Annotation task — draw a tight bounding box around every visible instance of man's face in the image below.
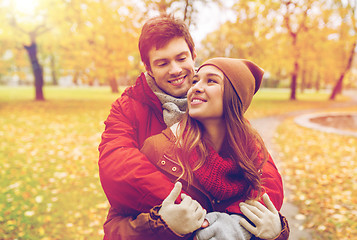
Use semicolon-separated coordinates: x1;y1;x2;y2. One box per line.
146;37;196;98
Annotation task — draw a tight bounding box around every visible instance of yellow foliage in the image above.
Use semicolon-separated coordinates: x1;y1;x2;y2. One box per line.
276;113;357;240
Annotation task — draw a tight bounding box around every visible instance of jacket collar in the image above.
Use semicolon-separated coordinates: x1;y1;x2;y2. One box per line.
124;72;162;112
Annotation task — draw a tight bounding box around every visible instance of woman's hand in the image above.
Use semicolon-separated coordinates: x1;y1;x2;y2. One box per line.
239;193;282;239
159;182;206;235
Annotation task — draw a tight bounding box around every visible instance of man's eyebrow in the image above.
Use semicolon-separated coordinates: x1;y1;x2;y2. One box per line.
177;51;190;57
152;51;190;66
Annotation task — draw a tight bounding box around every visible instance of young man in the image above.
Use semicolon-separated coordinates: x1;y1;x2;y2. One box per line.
98;15;198;239
98;15;285;239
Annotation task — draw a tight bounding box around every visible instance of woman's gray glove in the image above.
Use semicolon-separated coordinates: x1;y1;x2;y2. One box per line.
195;212;252;240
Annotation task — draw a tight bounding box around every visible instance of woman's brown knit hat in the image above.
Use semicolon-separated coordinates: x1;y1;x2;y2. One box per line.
197;57;264;113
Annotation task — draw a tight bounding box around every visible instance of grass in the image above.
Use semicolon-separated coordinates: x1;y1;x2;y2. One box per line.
245;88;349;119
0;86;120;240
0;86;354;239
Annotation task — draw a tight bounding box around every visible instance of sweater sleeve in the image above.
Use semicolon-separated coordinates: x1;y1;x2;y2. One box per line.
103;206;192;240
259;153;284;210
98;96;175;214
251;213;290;240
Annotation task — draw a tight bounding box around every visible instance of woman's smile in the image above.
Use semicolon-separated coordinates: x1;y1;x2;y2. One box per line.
190;96;207;105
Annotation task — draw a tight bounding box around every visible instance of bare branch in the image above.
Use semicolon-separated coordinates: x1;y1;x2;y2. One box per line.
35;25;52;35
296;2;311;34
8;14;29;35
283;1;296;37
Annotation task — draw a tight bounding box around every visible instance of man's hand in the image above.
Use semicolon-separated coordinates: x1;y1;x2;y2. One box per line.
239;193;282;239
195;212;252;240
159;182;206;235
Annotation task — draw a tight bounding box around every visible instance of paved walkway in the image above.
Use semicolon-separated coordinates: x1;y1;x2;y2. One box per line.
250;90;357;240
251;115;312;240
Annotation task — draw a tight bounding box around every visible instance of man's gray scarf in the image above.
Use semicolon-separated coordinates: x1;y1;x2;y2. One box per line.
145;72;187;127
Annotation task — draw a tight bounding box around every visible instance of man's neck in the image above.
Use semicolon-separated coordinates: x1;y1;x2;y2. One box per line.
145;72;187;127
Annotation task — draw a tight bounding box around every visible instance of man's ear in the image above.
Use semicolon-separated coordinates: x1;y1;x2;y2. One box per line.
192;49;197;61
144;63;152;75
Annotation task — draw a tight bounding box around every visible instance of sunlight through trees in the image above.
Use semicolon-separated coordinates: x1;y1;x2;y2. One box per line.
0;0;356;100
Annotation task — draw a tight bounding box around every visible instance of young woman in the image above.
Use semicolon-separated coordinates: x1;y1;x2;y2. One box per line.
142;57;288;239
104;58;289;240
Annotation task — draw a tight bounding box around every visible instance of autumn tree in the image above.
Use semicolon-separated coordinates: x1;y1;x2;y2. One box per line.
141;0;223;26
270;0;356;98
0;0;58;100
0;23;18;84
329;0;357;100
0;0;143;94
299;7;335;92
199;0;292;84
57;0;140;92
280;0;316;100
199;0;354;99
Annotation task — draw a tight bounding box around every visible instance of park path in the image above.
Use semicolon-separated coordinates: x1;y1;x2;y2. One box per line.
250;90;357;240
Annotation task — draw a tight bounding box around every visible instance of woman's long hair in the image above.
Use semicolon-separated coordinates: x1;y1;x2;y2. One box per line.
175;76;268;199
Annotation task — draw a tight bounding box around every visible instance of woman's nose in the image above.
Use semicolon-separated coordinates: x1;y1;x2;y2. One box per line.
191;81;204;93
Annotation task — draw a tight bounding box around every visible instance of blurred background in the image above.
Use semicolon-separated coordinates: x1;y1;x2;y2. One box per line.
0;0;356;99
0;0;356;239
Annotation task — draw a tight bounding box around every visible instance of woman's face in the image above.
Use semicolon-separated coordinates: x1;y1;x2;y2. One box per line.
187;65;224;121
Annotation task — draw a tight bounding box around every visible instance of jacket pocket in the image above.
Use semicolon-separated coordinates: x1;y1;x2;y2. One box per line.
155;155;183;179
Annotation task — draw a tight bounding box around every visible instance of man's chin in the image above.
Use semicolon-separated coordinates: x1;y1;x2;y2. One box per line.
172;87;190;98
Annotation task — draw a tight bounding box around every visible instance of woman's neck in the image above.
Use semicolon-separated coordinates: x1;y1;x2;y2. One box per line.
202;119;226;152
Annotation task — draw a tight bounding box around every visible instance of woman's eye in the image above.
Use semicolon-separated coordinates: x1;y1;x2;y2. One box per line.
192;80;198;85
208;79;217;83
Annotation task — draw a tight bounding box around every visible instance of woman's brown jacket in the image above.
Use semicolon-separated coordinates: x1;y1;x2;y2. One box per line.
103;128;289;240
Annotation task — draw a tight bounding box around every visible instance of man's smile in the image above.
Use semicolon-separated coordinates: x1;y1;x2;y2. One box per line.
169;75;186;86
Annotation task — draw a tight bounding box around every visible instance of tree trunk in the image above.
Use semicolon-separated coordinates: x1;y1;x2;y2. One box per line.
24;42;45;101
289;31;299;100
329;74;344;100
290;60;298;100
72;71;79;85
315;72;320;92
290;73;297;100
50;55;58;85
109;77;119;93
183;0;193;26
183;0;189;21
307;69;313;89
300;67;306;93
329;40;356;100
157;0;169;13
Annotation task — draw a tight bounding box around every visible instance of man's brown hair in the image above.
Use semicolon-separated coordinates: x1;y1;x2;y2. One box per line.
138;14;195;71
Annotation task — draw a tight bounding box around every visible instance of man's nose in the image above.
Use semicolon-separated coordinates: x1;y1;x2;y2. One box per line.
169;62;182;75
